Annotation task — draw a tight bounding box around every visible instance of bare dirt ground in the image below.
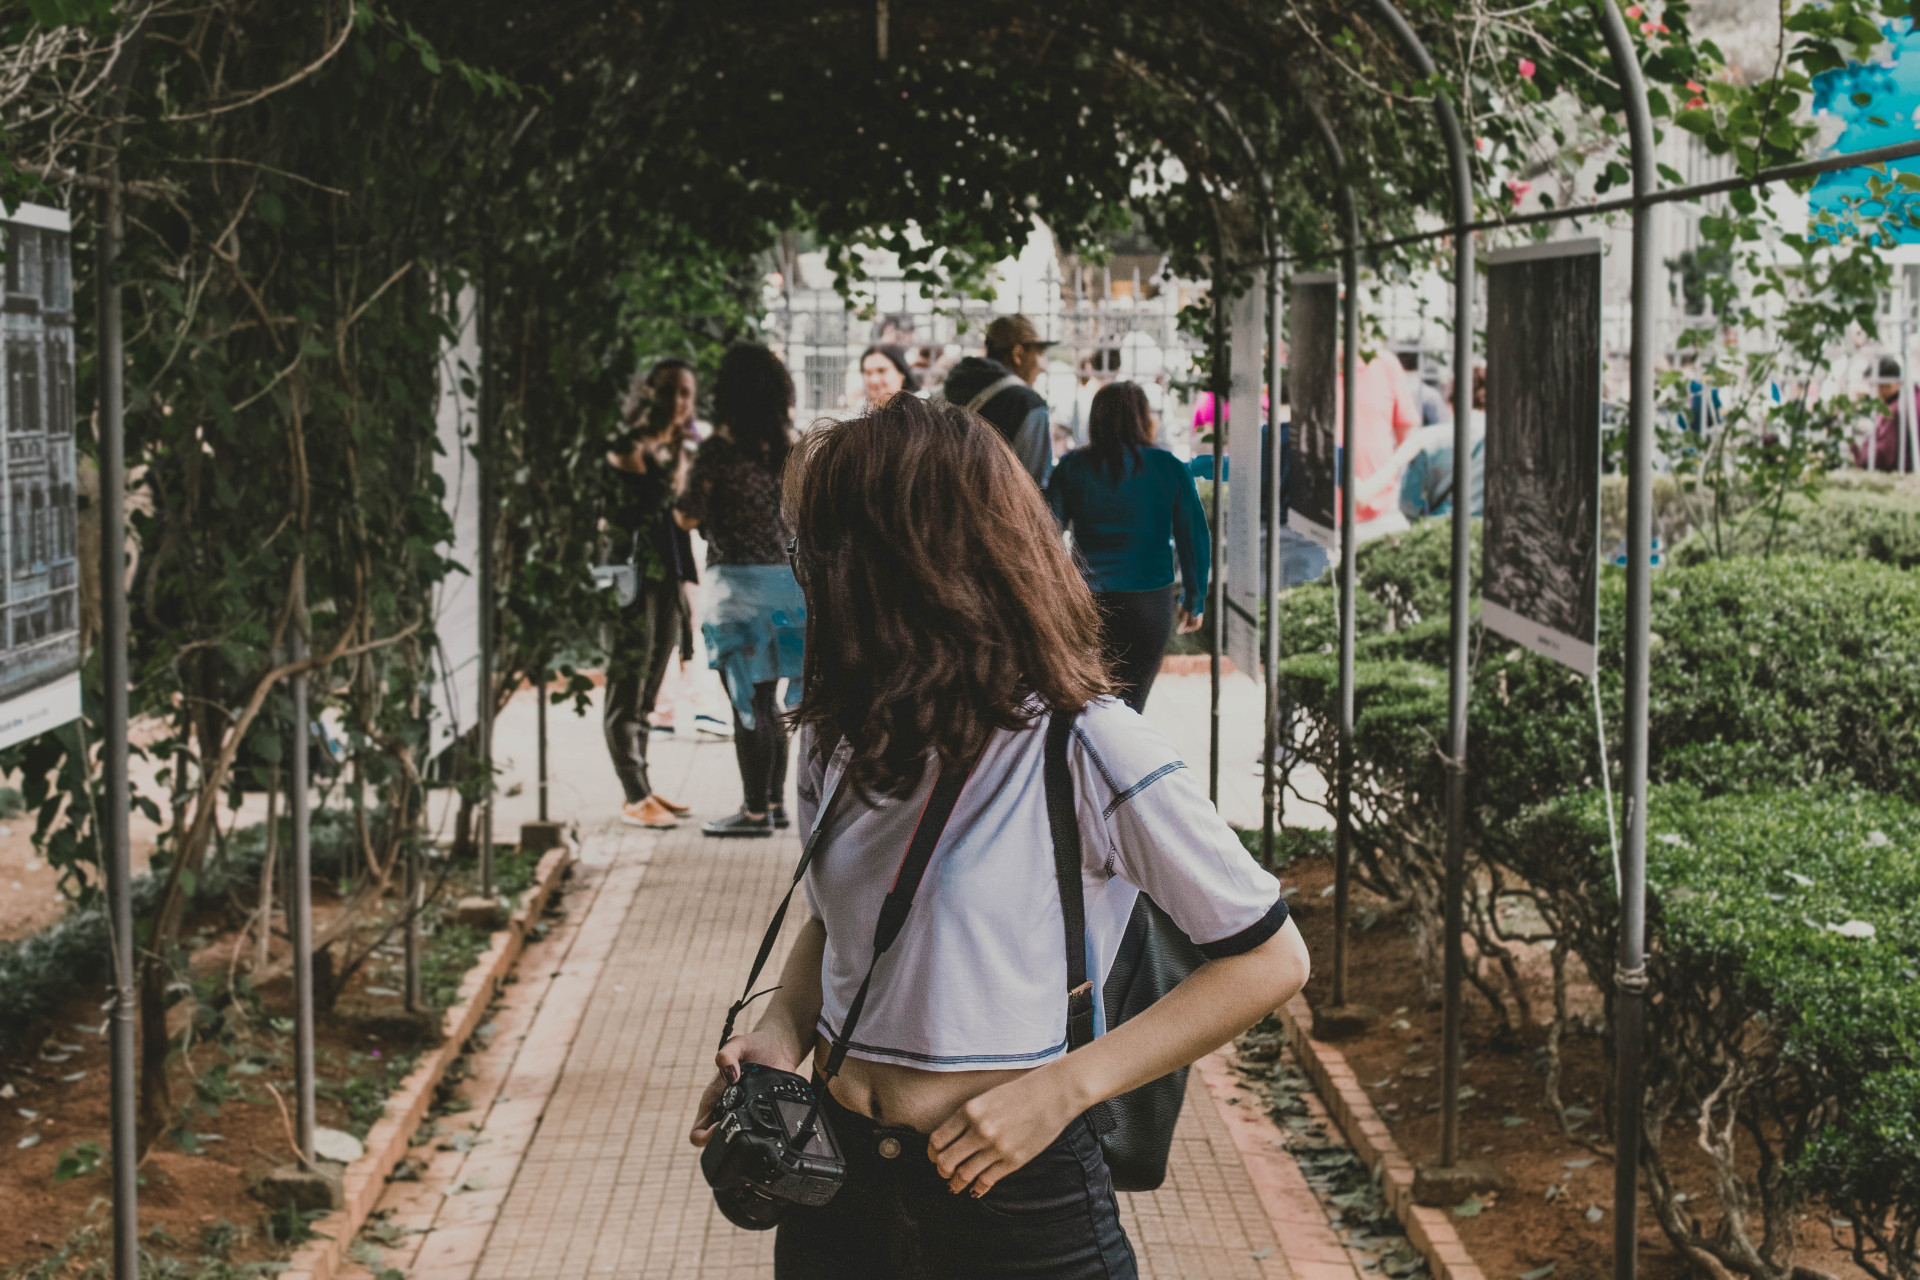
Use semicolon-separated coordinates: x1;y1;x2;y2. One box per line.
1282;851;1868;1280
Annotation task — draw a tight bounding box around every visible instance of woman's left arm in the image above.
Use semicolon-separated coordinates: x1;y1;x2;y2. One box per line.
929;917;1309;1195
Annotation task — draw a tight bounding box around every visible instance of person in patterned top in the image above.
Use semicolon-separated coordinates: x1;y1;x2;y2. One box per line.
674;344;805;837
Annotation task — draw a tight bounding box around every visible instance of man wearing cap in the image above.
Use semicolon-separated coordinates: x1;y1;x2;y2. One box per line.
941;313;1054;486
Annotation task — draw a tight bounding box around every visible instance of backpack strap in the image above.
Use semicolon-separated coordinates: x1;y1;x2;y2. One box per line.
1045;708;1098;1052
965;372;1027;416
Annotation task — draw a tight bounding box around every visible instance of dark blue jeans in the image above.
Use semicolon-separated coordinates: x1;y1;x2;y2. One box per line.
774;1084;1138;1279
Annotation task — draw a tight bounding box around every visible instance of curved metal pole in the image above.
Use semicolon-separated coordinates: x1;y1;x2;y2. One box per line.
96;89;139;1280
1263;252;1284;866
291;569;315;1165
1208;238;1227;807
1208;100;1287;864
1368;0;1477;1172
1294;85;1363;1017
1336;190;1359;1015
1595;3;1658;1275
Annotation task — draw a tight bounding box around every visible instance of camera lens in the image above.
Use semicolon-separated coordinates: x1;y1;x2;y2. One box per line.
713;1184;789;1232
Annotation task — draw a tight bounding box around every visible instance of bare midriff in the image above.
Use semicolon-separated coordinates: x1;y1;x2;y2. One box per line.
813;1033;1032;1134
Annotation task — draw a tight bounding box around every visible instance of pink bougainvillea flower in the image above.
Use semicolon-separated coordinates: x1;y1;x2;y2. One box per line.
1507;179;1533;203
1640;20;1656;34
1624;4;1642;16
1518;58;1537;78
1657;22;1670;33
1687;96;1706;109
1686;80;1705;92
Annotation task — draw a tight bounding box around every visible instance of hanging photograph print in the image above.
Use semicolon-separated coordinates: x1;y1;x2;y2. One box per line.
1224;277;1265;680
1287;273;1337;550
0;206;81;751
1481;240;1603;676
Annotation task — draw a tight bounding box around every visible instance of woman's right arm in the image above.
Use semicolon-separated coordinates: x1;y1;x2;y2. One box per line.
1170;457;1210;630
688;915;827;1146
1043;457;1070;530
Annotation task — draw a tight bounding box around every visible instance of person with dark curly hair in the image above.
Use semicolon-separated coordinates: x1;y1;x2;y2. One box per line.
675;343;805;837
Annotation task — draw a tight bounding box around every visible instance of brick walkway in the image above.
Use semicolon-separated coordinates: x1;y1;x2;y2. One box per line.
354;675;1356;1279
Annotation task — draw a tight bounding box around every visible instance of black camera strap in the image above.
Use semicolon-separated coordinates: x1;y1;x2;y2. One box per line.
717;759;849;1053
717;752;976;1087
814;759;974;1087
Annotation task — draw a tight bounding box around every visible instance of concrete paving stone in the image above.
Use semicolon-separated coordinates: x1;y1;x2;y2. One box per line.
350;677;1367;1279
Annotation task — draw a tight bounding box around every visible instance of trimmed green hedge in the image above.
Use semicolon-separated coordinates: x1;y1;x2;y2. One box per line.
1511;787;1920;1279
1271;519;1920;1278
1673;485;1920;571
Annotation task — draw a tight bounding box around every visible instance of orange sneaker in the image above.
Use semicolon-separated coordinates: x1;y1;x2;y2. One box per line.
652;794;692;817
621;797;679;829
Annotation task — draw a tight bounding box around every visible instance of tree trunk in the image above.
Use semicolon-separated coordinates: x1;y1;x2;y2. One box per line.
252;764;280;974
136;958;171;1152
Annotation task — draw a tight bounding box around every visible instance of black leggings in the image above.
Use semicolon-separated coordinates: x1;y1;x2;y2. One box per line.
732;679;788;813
775;1083;1136;1279
602;579;684;803
1095;587;1177;714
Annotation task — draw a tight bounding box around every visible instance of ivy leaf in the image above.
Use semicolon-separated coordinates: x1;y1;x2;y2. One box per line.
1675;108;1716;137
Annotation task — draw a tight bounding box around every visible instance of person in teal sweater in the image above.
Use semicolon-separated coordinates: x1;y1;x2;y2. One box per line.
1046;381;1210;712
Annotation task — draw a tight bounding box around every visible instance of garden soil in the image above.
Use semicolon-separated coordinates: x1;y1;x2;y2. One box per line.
0;717;275;946
0;881;478;1275
1282;852;1870;1280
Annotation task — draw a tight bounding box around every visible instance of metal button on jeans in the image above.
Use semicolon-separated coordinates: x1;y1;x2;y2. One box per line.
876;1136;901;1159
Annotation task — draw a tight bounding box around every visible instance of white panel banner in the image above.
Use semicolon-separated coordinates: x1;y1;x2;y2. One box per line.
1224;277;1264;681
427;285;483;759
0;204;82;749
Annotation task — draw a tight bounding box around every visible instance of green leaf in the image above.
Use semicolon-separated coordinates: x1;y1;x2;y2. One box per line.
52;1141;104;1183
1520;1266;1558;1280
1454;1196;1485;1218
1675;108;1715;136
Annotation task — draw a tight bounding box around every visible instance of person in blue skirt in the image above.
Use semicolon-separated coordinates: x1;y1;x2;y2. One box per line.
675;344;806;837
1045;381;1209;713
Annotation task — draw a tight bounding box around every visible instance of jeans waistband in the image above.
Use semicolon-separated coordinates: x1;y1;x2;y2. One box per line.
814;1078;929;1166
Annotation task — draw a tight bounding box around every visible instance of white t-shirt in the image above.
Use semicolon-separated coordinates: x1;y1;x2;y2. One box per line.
797;697;1285;1072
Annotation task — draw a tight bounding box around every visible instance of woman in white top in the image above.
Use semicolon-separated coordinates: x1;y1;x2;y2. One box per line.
690;393;1310;1278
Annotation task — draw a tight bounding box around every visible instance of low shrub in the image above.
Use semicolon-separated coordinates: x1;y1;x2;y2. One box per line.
0;806;412;1059
1510;787;1920;1280
1672;484;1920;571
1280;553;1920;1023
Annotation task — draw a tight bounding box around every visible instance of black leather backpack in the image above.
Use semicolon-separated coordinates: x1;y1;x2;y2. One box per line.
1043;709;1206;1192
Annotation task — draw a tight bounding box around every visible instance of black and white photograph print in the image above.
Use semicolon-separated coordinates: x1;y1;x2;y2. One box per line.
1287;273;1338;549
1481;239;1603;676
0;206;82;750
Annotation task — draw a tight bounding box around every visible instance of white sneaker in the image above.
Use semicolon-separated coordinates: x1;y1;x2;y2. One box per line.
695;714;733;739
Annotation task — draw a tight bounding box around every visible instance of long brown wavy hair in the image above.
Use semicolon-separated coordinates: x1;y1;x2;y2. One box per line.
783;394;1109;795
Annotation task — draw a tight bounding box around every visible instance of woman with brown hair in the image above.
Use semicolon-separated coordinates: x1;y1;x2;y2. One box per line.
1046;380;1209;713
689;393;1309;1278
601;358;699;829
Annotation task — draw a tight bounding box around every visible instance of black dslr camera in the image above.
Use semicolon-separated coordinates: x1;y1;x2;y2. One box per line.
700;1064;845;1230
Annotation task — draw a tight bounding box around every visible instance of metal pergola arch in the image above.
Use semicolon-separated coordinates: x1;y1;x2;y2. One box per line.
1209;2;1654;1270
84;5;1920;1277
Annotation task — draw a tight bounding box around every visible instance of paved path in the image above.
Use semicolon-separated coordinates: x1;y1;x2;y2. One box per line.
358;672;1351;1279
